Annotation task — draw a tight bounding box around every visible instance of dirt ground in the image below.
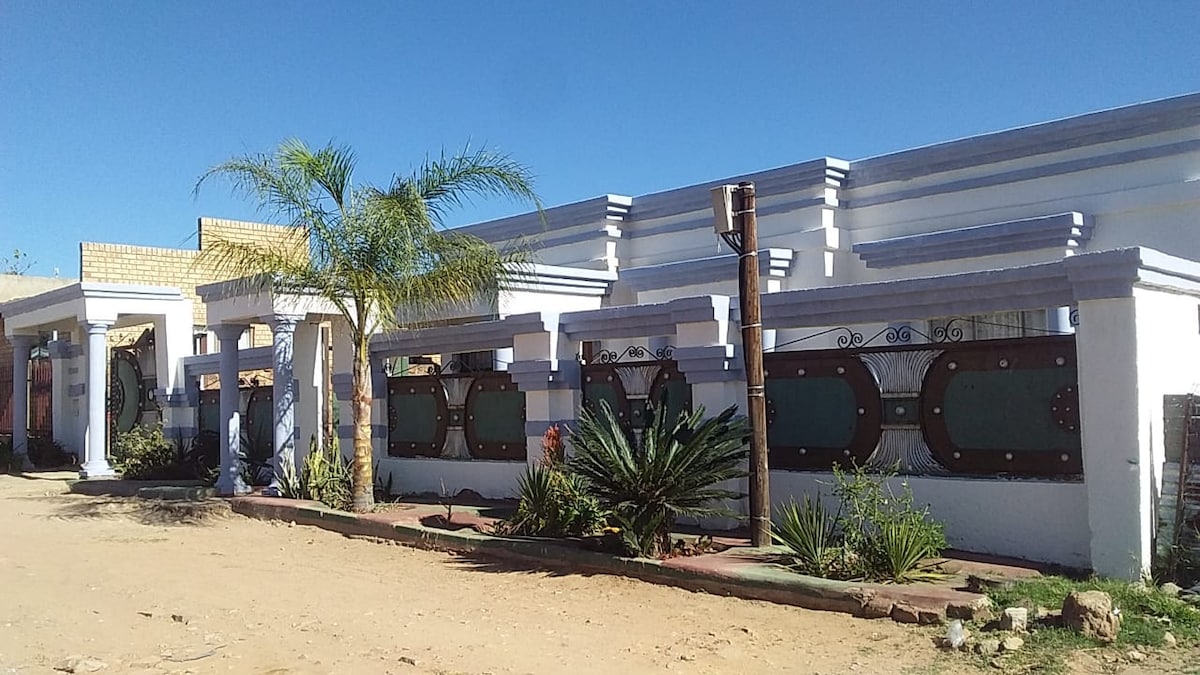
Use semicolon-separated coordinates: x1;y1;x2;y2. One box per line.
0;474;1192;675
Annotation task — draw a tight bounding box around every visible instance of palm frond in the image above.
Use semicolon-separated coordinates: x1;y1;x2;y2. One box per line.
278;138;356;211
194;138;542;512
392;145;541;227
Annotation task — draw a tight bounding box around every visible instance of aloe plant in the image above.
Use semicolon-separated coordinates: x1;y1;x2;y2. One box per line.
773;495;836;577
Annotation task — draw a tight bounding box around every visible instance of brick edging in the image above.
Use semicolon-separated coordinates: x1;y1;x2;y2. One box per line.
228;496;990;623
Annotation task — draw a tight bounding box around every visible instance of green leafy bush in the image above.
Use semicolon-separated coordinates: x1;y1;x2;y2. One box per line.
774;464;946;583
279;437;353;511
569;401;750;557
112;424;181;479
495;425;607;538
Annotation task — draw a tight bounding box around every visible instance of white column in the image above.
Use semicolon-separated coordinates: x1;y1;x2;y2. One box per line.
1048;306;1076;334
213;324;250;496
153;301;195;438
293;321;324;468
1075;297;1144;578
9;334;36;471
80;321;115;478
266;315;301;495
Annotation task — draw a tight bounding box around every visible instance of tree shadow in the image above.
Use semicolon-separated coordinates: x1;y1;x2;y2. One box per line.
40;495;232;527
442;549;592;578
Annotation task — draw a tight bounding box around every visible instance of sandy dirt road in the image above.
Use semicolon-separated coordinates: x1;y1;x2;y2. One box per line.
0;474;1187;675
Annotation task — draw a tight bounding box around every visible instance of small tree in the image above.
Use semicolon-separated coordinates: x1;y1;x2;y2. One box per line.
2;249;33;275
196;139;539;511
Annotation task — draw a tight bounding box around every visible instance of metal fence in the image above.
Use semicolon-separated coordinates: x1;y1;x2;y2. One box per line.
0;358;53;436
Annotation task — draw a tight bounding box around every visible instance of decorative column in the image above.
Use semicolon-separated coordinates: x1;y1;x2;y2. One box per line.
9;334;37;471
80;322;115;478
265;314;301;495
1074;297;1144;579
213;324;250;496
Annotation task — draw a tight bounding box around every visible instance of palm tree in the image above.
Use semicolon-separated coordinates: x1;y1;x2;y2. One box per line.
196;139;539;511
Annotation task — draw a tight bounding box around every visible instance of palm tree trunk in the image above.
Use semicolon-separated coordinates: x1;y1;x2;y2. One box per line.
350;336;375;512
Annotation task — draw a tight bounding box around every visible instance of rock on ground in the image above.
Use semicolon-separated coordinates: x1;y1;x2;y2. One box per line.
1062;590;1120;642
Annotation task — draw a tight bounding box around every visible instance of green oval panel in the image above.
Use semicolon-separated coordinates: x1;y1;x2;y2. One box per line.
469;390;525;443
766;377;858;448
389;393;440;443
943;369;1082;451
651;378;691;429
583;381;623;422
112;358;141;433
198;400;219;436
245;392;274;463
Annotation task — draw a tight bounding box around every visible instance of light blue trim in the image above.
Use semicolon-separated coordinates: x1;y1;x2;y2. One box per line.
560;295;729;340
153;388;194;408
525;420;577;437
338;424;389;440
0;281;185;318
628;158;847;222
370;312;556;358
182;345;273;378
620;249;794;292
848;92;1200;188
463;195;631;244
47;341;82;359
853;212;1093;268
507;359;580;391
849;139;1200;209
751;247;1200;330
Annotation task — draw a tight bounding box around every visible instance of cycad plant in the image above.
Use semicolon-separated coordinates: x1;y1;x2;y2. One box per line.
569;400;750;557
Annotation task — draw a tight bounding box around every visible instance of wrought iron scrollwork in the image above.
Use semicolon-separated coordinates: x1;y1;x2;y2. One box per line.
589;345;675;364
391;358;488;377
930;318;966;343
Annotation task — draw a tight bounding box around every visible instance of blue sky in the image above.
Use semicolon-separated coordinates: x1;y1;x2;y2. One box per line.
1;1;1198;277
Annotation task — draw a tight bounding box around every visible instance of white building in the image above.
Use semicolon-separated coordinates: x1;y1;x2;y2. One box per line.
4;92;1198;579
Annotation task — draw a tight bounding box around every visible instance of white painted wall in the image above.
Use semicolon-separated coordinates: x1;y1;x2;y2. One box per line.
770;471;1092;568
377;456;526;500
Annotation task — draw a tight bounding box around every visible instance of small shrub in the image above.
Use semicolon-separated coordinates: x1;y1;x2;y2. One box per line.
495;425;606;538
0;437;12;472
279;437;353;511
773;464;946;583
111;424;179;479
569;401;750;557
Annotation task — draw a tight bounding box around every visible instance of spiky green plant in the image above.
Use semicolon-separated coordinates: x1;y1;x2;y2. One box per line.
870;514;946;583
568;400;750;557
496;464;607;538
773;495;836;577
196;140;540;511
279;437;353;511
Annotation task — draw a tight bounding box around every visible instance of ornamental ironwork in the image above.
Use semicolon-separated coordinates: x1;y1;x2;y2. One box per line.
764;335;1082;479
588;345;675;365
386;370;526;461
768;315;1074;353
109;349;145;434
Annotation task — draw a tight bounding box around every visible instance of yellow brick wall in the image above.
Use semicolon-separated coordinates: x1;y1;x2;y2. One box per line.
81;217;306;330
81;217;307;387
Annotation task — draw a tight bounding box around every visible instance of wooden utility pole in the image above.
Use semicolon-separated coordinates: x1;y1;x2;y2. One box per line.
734;182;771;547
711;181;771;547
